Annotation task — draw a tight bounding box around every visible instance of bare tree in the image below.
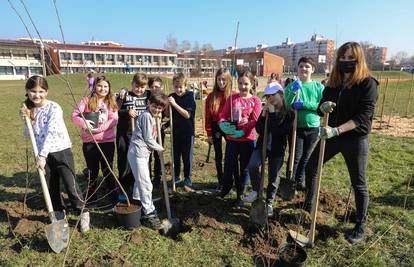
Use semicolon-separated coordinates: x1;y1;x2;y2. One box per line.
164;35;178;53
201;43;214;54
193;41;200;53
391;51;409;66
180;40;192;53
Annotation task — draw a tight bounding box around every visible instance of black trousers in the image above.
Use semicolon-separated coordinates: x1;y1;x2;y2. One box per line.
292;127;319;185
210;121;239;187
305;136;369;223
44;148;84;212
82;142;118;203
116;132;134;194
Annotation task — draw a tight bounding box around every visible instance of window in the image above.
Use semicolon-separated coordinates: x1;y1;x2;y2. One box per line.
15;66;28;75
60;52;71;60
0;50;11;58
106;54;115;61
125;55;133;62
117;55;125;62
30;67;42;75
0;66;13;75
95;54;104;61
84;54;93;61
72;53;82;60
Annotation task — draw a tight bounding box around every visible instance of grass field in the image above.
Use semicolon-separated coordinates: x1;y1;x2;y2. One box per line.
0;72;413;266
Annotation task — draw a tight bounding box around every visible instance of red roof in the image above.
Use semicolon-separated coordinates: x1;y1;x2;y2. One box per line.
46;43;175;55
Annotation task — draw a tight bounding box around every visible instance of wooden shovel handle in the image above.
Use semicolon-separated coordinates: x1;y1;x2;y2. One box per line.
23;107;54;214
308;113;329;246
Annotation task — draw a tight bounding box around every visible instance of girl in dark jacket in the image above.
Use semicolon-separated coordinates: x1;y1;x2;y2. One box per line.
304;42;378;244
244;82;294;216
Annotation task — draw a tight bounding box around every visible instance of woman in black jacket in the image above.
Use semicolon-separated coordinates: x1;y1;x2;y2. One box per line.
304;42;378;244
244;82;294;217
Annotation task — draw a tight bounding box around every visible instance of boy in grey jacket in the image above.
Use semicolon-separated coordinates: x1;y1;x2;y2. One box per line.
127;93;168;229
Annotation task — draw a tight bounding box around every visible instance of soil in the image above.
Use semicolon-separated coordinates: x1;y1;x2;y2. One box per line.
13;218;45;237
114;202;141;214
128;230;145;244
279;243;307;264
372;116;414;138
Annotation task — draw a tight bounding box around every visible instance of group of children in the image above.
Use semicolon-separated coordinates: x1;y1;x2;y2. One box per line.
21;41;377;245
20;56;324;231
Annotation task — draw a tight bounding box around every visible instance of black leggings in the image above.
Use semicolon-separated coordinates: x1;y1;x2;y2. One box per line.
305;136;369;223
82;142;118;202
44;148;84;212
116;132;134;193
211;121;239;187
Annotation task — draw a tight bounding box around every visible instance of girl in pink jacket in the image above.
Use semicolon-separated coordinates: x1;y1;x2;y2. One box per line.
72;76;119;206
218;70;262;208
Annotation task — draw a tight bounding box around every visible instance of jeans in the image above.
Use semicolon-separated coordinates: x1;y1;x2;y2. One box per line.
173;134;194;180
290;127;319;186
82;142;118;203
44;148;84;212
305;136;369;223
246;148;284;203
222;140;254;199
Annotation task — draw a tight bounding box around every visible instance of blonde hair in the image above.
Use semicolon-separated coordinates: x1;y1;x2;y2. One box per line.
210;68;232;114
329;42;371;88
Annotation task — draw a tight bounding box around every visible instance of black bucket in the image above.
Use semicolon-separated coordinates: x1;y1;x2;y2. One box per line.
278;243;307;267
114;201;141;230
82;112;99;128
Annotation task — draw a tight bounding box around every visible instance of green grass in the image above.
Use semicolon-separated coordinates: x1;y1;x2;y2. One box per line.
0;74;413;266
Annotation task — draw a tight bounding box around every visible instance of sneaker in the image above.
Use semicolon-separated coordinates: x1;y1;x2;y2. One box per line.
80;212;90;233
118;194;126;202
243;191;258;203
174;177;182;186
141;211;162;230
235;199;244;209
183;177;192;187
267;203;274;217
346;223;365;244
296;182;306;191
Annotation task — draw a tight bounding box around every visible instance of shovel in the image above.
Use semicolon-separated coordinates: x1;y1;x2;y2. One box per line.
169;105;177;192
156;116;180;236
23;106;69;253
249;111;269;225
279;99;298;201
289;113;329;247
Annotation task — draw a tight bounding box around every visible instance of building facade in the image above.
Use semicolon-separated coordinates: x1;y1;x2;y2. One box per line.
0;40;44;80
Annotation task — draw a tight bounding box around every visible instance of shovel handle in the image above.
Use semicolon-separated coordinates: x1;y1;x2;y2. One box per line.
23;111;54;214
257;111;269;199
206;143;211;163
131;117;135;131
308;113;329;246
156;116;173;220
169;105;176;192
287;94;299;180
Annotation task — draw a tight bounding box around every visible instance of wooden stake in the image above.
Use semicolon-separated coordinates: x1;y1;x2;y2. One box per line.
405;73;414;117
379;78;389;129
387;73;402;127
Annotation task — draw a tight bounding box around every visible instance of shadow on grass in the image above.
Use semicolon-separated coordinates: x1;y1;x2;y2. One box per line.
371;178;413;210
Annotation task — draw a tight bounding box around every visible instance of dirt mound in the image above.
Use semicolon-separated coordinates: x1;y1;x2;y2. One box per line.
13;218;45;237
102;252;133;267
372;116;414;137
0;201;47;219
128;230;145;244
242;221;288;262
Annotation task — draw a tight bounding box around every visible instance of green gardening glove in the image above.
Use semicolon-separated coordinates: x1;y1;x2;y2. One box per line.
219;121;236;135
230;130;245;138
319;101;336;114
319;126;339;139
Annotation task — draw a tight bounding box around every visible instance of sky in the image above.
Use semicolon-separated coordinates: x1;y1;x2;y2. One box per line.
2;0;414;59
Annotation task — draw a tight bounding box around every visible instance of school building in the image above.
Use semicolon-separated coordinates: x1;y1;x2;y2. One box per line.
0;39;44;80
224;51;284;77
45;42;177;75
176;54;232;77
0;39;178;80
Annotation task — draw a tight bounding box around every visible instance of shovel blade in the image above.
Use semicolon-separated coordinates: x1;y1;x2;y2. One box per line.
288;229;310;247
249;200;267;226
45;219;69;253
279;177;296;201
160;218;180;237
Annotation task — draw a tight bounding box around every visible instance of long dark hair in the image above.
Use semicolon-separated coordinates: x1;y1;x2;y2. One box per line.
88;75;118;112
25;75;49;120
